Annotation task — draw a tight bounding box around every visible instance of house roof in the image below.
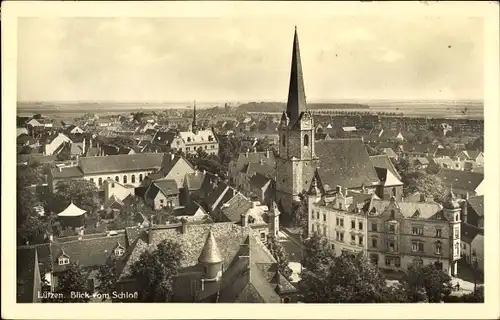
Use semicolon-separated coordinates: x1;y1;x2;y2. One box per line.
220;193;254;222
178;129;218;145
57;202;87;217
51;166;85;179
217;235;293;303
230;151;275;180
374;167;403;187
184;171;206;191
415;157;430;165
461;223;483;244
467;195;484;217
369;155;402;180
150;179;179;197
315;139;380;189
152;131;176;144
436;169;484;192
249;173;272;189
79;153;164;175
50;233;128;272
365;198;443;220
382;148;398;158
464;150;482;159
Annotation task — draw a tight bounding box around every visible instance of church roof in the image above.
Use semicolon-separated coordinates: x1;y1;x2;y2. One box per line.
286;27;307;125
315;139;380;190
57;202;87;217
198;230;224;264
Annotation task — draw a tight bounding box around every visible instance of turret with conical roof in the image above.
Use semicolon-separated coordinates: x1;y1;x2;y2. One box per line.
286;26;307;125
198;229;223;280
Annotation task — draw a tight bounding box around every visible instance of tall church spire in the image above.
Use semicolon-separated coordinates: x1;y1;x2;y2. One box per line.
192;100;199;134
286;26;307;125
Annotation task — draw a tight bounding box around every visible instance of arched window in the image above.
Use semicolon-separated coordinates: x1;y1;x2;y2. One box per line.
115;176;119;182
139;174;143;182
123;175;128;184
392;187;397;197
304;134;309;147
98;177;103;186
131;175;136;183
282;135;286;146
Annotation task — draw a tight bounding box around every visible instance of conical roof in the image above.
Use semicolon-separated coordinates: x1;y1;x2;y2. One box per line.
443;188;460;210
198;230;223;264
286;26;307;125
57;201;86;217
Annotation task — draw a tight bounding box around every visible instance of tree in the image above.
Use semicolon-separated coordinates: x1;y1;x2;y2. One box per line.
257;121;268;132
299;251;389;303
49;262;90;302
401;260;452;303
301;233;335;273
130;238;184;302
17;164;45;189
366;144;383;156
426;160;441;175
266;237;293;281
96;257;120;301
54;179;101;214
405;171;446;202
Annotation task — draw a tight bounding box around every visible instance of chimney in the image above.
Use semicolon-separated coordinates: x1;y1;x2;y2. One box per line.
78;228;84;240
82;137;86;155
58;167;62;172
203;169;206;175
259;158;263;165
180;218;188;234
49;234;54;243
266;150;270;158
245;149;249;157
241;213;248;227
171;153;175;160
254;148;257;153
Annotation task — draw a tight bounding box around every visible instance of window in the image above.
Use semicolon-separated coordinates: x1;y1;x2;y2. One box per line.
351;220;356;229
395;257;401;267
340;218;344;227
359;236;363;245
186;147;190;151
339;202;343;210
260;232;266;241
412;227;424;236
392;187;397;197
336;217;339;226
205;146;207;149
372;238;378;248
283;297;291;303
211;145;215;149
436;229;442;238
131;175;136;183
123;175;127;183
454;229;459;239
370;254;379;265
351;234;356;242
359;222;363;230
390;210;396;220
455;214;459;222
472;249;476;256
385;257;391;266
139;174;143;182
435;242;442;255
371;223;378;232
455;243;459;255
167;201;173;207
323;226;327;236
304;134;309;147
323;214;326;222
388;224;395;233
160;199;164;206
115;176;119;182
331;244;335;250
340;233;344;242
90;178;94;183
316;211;319;220
115;248;125;256
282;135;286;146
58;257;69;265
312;224;315;233
311;210;315;220
98;177;103;186
111;183;115;188
387;241;396;252
412;242;424;252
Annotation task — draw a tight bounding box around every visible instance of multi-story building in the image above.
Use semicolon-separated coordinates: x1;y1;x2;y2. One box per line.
364;192;461;276
308;185;369;257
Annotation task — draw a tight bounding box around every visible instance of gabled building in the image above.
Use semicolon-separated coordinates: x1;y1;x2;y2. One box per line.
144;179;180;210
436;169;484;198
228;150;275;185
461;195;484;229
460;223;484;271
44;133;72;156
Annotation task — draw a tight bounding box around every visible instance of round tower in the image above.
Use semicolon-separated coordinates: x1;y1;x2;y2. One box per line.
198;229;223;281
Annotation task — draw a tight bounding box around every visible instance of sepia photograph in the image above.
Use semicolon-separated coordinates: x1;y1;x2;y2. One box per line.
2;1;499;319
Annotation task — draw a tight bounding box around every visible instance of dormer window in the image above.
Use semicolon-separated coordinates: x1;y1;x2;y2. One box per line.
187;137;191;142
58;256;70;265
115;247;125;257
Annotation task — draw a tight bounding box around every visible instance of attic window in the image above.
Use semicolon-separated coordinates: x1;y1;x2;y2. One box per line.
115;247;125;257
187;137;191;142
58;257;70;265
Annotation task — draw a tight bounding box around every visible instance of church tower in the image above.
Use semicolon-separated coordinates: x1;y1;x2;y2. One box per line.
191;100;199;134
276;27;319;215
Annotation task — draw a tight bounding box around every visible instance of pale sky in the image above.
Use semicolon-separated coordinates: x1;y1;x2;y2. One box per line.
17;17;484;102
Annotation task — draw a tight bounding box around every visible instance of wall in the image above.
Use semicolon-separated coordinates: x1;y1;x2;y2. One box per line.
85;170;155;189
165;158;195;188
153;193;179;210
103;180;135;201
